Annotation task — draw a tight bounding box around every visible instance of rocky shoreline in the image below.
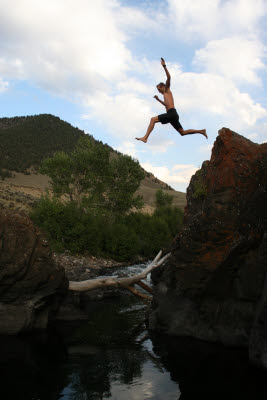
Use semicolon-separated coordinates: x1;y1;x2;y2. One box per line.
52;252;150;281
52;251;151;322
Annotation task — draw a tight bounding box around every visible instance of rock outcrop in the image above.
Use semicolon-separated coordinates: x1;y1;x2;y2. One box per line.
0;210;68;334
149;128;267;368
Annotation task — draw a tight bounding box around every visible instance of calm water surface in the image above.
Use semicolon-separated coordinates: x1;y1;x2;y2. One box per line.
58;262;180;399
0;262;267;399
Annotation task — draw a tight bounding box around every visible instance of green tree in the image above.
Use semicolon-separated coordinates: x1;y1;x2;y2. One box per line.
105;154;144;216
155;189;174;209
40;136;144;216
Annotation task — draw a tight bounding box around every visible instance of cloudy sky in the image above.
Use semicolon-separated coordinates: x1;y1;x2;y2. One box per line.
0;0;266;191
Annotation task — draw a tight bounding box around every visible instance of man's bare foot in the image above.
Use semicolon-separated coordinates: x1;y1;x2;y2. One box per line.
202;129;208;139
135;137;147;143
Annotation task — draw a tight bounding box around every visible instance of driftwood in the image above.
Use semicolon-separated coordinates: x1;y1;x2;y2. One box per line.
69;251;171;302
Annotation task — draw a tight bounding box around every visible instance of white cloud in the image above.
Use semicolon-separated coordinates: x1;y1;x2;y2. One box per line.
193;37;266;85
117;78;151;94
0;78;8;92
0;0;266;152
198;143;213;158
116;141;140;158
0;0;136;97
145;138;176;154
141;162;198;191
84;91;152;137
115;137;175;158
250;122;267;143
82;57;267;140
167;0;266;41
114;5;160;34
247;133;259;140
167;65;267;130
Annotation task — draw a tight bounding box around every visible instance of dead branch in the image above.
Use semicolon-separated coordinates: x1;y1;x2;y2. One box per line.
69;251;170;298
136;280;153;294
126;286;152;303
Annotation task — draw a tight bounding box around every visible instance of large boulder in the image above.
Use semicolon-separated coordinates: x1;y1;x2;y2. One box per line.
149;128;267;367
0;209;68;334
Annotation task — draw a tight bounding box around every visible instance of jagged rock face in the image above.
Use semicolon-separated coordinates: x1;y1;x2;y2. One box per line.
0;210;68;334
149;128;267;367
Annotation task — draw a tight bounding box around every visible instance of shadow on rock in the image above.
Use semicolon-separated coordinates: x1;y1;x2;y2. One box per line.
150;333;267;400
0;329;68;400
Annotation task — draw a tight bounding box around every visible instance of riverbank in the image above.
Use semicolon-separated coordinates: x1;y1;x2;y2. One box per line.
53;254;152;321
52;252;150;281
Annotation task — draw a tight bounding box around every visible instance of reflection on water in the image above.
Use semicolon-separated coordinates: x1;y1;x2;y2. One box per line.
1;261;267;399
57;295;180;400
60;341;179;400
0;294;180;400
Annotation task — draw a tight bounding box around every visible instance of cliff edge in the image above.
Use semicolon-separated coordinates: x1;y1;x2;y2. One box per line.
149;128;267;369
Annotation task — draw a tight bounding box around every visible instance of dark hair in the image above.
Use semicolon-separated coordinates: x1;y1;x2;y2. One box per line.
157;82;165;88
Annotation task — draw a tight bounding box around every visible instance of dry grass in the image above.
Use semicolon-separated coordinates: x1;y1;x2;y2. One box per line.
0;171;186;214
137;176;186;211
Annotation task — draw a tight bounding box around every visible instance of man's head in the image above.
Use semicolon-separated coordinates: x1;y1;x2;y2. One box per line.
156;82;165;94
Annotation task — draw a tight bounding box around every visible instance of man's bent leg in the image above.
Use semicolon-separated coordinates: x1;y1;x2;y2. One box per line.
136;116;160;143
178;128;208;139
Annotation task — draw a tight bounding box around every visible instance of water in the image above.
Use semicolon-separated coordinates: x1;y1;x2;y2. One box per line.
57;301;180;400
0;262;267;400
57;260;180;399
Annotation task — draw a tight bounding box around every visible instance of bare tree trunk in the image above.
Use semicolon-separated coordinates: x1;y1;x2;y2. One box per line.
69;251;170;301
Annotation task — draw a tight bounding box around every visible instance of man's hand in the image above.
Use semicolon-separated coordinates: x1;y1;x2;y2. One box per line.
154;95;166;107
161;57;170;88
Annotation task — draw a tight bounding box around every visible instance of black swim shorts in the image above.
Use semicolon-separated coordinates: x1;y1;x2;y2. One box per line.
158;108;183;131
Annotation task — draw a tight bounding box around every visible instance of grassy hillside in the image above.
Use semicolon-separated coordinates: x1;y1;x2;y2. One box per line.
0;114;186;212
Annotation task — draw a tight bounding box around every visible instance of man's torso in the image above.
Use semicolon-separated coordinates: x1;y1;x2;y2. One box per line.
164;89;175;110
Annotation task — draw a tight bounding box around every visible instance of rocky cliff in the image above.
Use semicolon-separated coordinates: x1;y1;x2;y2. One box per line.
149;128;267;368
0;210;68;334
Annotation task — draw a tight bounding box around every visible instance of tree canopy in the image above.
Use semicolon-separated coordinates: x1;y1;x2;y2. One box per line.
40;136;145;216
155;189;174;208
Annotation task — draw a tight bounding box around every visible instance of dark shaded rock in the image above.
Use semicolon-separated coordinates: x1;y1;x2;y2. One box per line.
249;234;267;368
150;333;267;400
149;128;267;367
0;210;68;334
0;330;68;399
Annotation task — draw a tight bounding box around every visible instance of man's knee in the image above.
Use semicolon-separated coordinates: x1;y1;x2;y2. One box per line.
151;116;159;123
178;129;185;136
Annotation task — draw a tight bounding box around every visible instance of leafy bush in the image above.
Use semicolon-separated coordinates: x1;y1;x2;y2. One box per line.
31;148;184;260
155;189;174;208
104;223;140;261
31;196;184;261
153;205;183;236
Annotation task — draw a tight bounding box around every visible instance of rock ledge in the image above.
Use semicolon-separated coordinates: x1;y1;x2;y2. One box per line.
149;128;267;369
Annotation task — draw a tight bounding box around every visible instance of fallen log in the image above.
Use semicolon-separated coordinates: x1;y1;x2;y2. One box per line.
69;251;170;301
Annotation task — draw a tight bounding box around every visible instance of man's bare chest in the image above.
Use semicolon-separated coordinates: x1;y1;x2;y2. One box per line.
164;92;174;103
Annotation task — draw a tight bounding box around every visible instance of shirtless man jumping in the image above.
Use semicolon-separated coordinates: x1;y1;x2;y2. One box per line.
136;58;207;143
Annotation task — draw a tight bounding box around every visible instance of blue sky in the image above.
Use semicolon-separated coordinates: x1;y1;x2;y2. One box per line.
0;0;266;191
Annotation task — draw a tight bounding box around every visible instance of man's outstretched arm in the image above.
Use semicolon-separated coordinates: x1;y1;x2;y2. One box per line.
161;57;171;89
154;95;166;107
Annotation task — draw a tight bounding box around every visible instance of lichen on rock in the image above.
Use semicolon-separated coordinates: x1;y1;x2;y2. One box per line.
149;128;267;369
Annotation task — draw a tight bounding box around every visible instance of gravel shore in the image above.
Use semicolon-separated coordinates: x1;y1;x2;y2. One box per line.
52;252;149;281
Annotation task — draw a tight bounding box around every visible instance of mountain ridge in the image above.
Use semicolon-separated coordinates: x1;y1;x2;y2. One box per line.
0;113;186;212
